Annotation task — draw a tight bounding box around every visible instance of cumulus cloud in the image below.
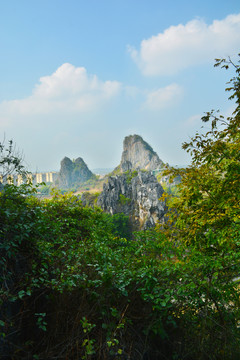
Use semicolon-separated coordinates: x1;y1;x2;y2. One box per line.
184;114;202;127
129;13;240;76
144;83;183;110
0;63;121;119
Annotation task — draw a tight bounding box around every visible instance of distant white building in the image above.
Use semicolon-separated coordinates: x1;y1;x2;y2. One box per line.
0;171;59;186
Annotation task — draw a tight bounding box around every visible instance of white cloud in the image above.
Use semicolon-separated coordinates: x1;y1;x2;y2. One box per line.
184;114;202;127
129;13;240;76
144;83;183;110
0;63;121;120
124;85;141;98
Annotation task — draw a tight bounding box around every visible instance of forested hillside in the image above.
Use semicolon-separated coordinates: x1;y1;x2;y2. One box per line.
0;56;240;359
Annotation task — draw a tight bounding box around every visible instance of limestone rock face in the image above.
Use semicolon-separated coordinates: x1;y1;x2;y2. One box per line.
119;135;164;172
58;157;93;188
97;171;167;230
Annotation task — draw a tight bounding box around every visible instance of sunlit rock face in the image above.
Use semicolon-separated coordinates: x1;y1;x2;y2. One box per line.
97;171;167;230
119;135;164;172
58;156;93;188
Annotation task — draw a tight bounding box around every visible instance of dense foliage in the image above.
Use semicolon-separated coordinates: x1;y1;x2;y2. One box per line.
0;55;240;359
0;186;173;359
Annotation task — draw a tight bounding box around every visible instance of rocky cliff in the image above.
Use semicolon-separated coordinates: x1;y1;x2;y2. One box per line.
97;171;167;230
119;135;164;172
58;157;94;188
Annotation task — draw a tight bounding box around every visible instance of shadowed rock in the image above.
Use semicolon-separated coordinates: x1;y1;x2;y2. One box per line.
58;157;94;188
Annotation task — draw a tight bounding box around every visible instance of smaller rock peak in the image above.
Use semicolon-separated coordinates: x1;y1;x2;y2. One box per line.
58;156;94;188
74;157;85;164
61;156;72;163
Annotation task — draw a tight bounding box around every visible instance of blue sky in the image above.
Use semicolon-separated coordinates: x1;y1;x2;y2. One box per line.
0;0;240;172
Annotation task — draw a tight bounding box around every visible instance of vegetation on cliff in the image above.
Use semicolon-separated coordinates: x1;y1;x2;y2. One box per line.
0;55;240;359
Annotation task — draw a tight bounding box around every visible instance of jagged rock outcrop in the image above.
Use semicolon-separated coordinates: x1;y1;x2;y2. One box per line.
119;135;164;172
58;157;94;188
97;171;167;230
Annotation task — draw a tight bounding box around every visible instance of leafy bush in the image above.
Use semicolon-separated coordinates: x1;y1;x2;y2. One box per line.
124;169;138;184
119;193;131;205
0;187;176;359
111;212;132;240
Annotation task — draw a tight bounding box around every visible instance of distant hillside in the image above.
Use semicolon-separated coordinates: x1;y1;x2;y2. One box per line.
91;168;114;175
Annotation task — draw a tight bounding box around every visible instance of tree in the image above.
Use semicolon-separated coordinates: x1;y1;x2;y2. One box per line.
165;54;240;247
0;137;26;184
159;54;240;358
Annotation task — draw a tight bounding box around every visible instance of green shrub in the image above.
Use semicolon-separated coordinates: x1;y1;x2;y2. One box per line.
124;170;138;184
119;193;131;205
